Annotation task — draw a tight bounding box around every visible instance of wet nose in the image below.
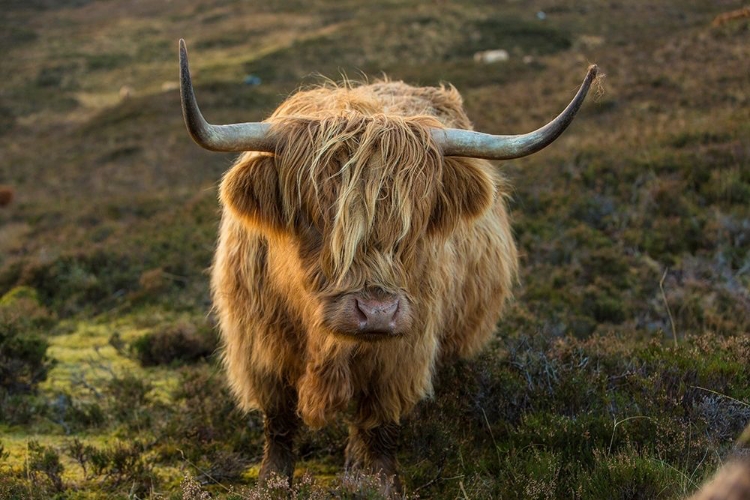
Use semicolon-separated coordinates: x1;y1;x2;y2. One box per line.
356;296;400;334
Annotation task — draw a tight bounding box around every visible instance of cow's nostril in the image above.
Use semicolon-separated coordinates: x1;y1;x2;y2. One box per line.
354;300;368;323
355;296;399;333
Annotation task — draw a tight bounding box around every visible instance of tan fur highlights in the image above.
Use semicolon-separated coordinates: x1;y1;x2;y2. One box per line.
688;459;750;500
271;113;446;286
211;79;518;482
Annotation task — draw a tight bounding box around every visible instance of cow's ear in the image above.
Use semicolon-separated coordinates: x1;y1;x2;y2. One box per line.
220;153;285;232
428;159;495;236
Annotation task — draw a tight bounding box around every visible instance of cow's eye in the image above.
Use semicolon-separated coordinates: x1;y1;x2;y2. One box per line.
297;220;324;261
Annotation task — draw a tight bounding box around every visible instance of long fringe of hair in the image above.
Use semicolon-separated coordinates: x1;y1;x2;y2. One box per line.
267;111;447;287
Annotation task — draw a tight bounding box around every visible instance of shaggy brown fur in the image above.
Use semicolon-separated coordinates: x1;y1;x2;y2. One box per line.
0;186;13;207
211;80;518;489
688;426;750;500
688;459;750;500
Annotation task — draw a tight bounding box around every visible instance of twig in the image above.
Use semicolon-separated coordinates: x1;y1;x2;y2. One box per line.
481;408;502;470
608;416;655;455
459;480;471;500
412;457;446;493
648;457;699;492
691;386;750;408
177;449;232;492
71;373;103;399
26;441;33;500
660;268;678;347
690;448;710;489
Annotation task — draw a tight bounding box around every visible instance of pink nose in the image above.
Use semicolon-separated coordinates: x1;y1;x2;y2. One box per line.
355;296;400;334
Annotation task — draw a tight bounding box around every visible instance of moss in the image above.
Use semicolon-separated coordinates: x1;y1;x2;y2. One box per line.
0;286;40;305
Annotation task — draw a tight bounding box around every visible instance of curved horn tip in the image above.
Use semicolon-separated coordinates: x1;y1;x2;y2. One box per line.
435;63;601;160
585;64;600;84
179;39;188;64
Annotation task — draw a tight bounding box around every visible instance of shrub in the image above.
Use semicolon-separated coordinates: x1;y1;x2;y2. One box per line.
21;250;139;317
132;320;217;367
50;392;107;432
579;448;682;499
0;287;54;396
192;449;250;485
395;333;748;498
161;367;260;459
65;438;95;480
105;373;154;429
26;441;65;493
0;393;48;425
182;471;415;500
0;330;50;395
0;475;46;499
79;440;157;496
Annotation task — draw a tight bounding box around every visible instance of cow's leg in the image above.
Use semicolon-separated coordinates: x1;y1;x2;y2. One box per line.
258;383;300;486
345;421;402;495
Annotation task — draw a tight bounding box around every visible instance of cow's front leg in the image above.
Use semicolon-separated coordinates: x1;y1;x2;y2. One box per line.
345;421;402;495
258;384;301;486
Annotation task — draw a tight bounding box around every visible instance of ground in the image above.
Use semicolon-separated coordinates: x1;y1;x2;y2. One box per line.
0;0;749;498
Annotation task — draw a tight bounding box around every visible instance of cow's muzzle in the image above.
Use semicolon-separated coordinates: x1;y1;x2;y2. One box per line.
326;290;412;339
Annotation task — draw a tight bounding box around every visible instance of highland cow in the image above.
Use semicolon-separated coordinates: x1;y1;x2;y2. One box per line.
178;39;597;492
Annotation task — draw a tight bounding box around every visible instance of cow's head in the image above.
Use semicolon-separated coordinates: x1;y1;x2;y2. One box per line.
219;114;498;340
179;40;597;341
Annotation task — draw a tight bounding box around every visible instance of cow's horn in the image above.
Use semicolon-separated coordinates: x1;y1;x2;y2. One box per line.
179;39;274;152
433;65;598;159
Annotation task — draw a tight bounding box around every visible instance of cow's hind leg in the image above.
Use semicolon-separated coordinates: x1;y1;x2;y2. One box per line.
345;421;402;496
258;383;300;487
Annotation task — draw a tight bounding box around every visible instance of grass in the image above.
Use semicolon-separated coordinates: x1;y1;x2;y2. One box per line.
1;0;749;498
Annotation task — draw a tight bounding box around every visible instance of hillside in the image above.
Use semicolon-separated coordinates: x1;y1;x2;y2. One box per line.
1;0;749;498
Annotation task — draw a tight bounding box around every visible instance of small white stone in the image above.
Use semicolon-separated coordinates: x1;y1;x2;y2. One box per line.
473;49;510;64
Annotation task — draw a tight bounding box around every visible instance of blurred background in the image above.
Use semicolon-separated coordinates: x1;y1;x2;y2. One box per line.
0;1;748;498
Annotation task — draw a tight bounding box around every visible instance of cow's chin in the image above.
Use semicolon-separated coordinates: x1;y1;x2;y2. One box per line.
328;327;406;343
